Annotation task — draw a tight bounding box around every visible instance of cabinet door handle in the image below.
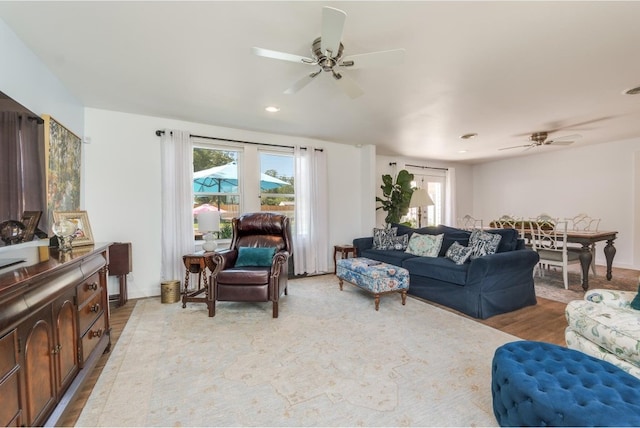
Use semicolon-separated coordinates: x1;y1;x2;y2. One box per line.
90;303;101;313
87;282;99;291
51;344;62;354
89;328;103;338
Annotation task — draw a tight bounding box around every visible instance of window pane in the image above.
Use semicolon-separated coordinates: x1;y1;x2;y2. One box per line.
259;152;295;224
193;147;241;239
408;176;445;227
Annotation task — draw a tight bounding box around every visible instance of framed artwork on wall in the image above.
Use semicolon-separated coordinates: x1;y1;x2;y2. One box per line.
53;210;94;247
43;115;81;234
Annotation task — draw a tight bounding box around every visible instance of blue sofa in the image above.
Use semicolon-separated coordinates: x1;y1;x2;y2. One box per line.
352;224;539;319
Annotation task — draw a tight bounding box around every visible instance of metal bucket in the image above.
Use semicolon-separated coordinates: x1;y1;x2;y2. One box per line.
161;280;181;303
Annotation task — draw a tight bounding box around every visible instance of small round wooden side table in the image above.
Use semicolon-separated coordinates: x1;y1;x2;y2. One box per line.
333;244;357;274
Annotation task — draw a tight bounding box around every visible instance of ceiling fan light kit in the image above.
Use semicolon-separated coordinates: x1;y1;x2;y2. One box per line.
252;6;405;99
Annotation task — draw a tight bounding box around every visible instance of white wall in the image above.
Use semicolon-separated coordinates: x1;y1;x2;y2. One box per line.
472;138;640;269
83;108;370;298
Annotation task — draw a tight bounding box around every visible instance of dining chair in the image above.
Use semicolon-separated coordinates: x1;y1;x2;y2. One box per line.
533;213;558;224
565;213;601;276
458;214;483;231
494;214;522;237
529;220;581;290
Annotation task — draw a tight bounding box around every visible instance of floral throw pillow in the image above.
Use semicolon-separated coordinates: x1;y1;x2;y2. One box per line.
469;229;502;258
405;233;444;257
373;227;398;250
445;241;473;265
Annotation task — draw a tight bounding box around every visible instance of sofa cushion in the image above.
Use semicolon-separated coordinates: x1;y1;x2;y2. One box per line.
359;248;419;267
373;227;397;250
402;256;468;286
401;224;471;257
485;228;519;252
392;223;417;238
406;233;443;257
445;241;473;265
469;229;502;258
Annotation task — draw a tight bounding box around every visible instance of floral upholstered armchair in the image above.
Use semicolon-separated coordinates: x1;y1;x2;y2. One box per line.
565;288;640;378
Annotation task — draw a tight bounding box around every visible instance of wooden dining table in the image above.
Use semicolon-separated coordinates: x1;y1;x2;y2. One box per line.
513;227;618;291
563;230;618;290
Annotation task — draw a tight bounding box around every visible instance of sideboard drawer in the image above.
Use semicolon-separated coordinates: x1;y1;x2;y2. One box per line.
0;329;21;427
77;292;103;337
76;272;101;305
80;315;106;365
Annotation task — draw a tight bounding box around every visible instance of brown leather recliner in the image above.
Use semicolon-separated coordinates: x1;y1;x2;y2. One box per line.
204;212;292;318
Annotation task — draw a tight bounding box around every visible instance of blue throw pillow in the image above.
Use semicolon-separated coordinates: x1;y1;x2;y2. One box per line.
235;247;276;267
631;284;640;310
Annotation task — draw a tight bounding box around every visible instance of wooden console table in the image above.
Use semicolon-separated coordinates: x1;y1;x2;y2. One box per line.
0;243;111;426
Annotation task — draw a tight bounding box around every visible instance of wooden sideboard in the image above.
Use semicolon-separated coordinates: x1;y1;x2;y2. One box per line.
0;243;111;427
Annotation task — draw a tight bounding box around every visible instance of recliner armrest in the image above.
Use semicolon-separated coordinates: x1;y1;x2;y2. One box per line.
205;249;237;274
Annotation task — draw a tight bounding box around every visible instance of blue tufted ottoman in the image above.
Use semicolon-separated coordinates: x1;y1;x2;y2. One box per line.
491;341;640;427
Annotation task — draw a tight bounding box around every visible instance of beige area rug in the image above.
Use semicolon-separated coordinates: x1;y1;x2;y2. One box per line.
534;264;639;304
77;275;522;427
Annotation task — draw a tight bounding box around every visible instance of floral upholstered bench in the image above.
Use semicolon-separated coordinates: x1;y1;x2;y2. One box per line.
336;257;410;310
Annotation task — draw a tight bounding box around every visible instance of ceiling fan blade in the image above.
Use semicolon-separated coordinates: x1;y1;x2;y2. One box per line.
252;47;315;64
332;71;363;99
548;134;581;142
340;49;406;69
547;141;574;146
321;7;347;56
284;70;321;95
499;144;534;151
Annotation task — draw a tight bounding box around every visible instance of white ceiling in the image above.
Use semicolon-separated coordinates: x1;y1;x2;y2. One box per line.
1;1;640;164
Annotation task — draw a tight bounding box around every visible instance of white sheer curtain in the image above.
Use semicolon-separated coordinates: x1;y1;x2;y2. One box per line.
160;130;194;281
293;146;329;275
445;167;456;226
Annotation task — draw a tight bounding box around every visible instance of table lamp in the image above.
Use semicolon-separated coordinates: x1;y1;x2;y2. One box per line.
409;188;434;228
198;211;220;252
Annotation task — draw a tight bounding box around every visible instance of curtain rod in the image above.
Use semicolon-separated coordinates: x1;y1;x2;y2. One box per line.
389;162;448;171
155;130;322;151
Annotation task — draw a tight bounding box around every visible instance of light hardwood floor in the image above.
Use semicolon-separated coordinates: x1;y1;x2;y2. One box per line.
58;267;638;426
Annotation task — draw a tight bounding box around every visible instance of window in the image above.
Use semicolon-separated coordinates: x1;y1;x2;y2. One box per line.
409;171;446;227
192;143;295;241
259;151;295;224
193;146;242;239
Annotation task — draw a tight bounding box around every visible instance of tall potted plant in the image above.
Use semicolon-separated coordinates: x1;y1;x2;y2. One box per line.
376;169;414;226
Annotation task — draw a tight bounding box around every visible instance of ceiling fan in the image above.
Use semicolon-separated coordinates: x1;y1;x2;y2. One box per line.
499;132;581;151
251;6;405;99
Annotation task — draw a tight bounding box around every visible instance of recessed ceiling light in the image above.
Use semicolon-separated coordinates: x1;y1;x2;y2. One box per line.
458;150;468;154
460;133;478;139
624;86;640;95
265;106;280;113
